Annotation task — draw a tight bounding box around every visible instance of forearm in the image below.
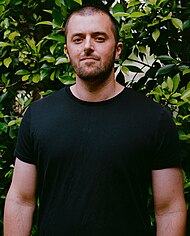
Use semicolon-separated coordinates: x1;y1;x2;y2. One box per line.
156;210;187;236
4;196;35;236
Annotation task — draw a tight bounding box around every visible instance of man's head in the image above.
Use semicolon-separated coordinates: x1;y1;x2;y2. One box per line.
65;5;120;44
64;5;123;82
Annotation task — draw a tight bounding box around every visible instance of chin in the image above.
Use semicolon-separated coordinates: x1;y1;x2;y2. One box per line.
75;65;114;82
77;69;102;81
79;75;101;82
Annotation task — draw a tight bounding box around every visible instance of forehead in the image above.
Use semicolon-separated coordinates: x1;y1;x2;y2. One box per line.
66;13;114;37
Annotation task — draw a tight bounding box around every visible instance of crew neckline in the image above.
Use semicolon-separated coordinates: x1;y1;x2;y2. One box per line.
64;86;127;105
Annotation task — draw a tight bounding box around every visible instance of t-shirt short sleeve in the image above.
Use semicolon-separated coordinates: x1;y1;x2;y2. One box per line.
14;106;35;164
151;108;181;170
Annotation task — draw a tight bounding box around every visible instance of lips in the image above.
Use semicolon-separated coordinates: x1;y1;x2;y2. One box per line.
80;57;99;61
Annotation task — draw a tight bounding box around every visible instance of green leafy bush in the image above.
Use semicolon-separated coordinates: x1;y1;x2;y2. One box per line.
0;0;190;234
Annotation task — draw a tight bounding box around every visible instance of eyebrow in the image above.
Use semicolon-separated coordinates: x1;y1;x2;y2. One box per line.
71;31;108;38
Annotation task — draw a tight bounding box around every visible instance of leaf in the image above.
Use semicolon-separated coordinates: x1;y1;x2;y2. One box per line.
127;66;143;73
181;89;190;101
73;0;82;5
112;3;124;14
172;73;180;92
121;66;129;75
157;0;168;6
161;12;172;22
0;41;12;47
155;86;163;96
40;56;55;63
130;12;146;18
113;12;129;17
32;74;40;83
36;21;60;28
50;71;55;81
178;114;190;121
55;57;69;65
148;0;156;4
0;92;8;103
171;18;183;30
164;93;170;100
148;20;160;27
8;31;20;42
45;34;65;43
52;6;66;26
59;75;76;85
0;112;4;119
55;0;65;7
40;67;51;80
8;120;17;127
121;22;135;31
43;9;52;14
128;1;141;7
15;69;30;75
40;90;54;96
187;81;190;89
161;81;167;89
171;93;181;98
183;20;190;30
168;98;178;104
22;74;30;81
0;5;5;16
178;130;189;141
156;55;175;61
14;0;22;5
50;43;57;55
25;37;36;52
156;64;176;76
152;28;160;42
184;181;190;189
138;46;146;54
167;77;173;92
182;69;190;75
9;127;16;139
178;65;189;71
3;57;12;68
0;122;8;133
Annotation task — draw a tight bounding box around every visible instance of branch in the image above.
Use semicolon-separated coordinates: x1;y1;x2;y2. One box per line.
126;58;152;68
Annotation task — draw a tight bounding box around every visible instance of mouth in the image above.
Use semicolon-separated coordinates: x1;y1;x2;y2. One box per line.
80;57;99;61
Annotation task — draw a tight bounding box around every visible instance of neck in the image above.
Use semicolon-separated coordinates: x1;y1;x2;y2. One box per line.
70;74;124;102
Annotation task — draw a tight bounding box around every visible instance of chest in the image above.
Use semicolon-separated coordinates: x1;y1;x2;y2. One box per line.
32;104;154;172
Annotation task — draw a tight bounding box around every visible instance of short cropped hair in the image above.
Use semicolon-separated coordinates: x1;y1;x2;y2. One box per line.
64;4;120;43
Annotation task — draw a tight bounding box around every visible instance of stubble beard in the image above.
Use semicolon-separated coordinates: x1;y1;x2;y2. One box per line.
70;51;116;83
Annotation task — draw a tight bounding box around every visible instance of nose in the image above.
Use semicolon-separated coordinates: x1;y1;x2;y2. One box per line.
84;36;94;53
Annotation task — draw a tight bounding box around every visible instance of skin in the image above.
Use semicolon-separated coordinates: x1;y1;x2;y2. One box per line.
152;168;187;236
4;11;187;236
4;158;37;236
64;13;124;102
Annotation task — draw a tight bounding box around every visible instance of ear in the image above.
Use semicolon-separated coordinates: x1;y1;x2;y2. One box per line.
115;42;123;60
64;45;70;61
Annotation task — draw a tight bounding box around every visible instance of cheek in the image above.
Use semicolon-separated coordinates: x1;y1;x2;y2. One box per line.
101;48;115;60
67;45;82;56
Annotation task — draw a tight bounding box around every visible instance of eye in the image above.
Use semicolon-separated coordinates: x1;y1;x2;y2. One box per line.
95;36;106;42
73;37;83;44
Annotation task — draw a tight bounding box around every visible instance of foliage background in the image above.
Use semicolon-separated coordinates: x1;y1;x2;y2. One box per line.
0;0;190;235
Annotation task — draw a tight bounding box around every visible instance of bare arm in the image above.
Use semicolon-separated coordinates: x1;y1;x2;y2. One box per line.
4;158;37;236
152;168;187;236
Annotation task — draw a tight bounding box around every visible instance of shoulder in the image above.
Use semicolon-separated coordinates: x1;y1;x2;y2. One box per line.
32;88;65;106
123;88;176;130
29;87;68;113
123;87;165;113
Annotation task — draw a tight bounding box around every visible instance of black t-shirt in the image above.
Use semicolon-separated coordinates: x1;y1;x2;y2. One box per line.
15;87;180;236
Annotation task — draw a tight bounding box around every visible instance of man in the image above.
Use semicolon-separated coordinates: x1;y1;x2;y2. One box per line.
4;5;186;236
